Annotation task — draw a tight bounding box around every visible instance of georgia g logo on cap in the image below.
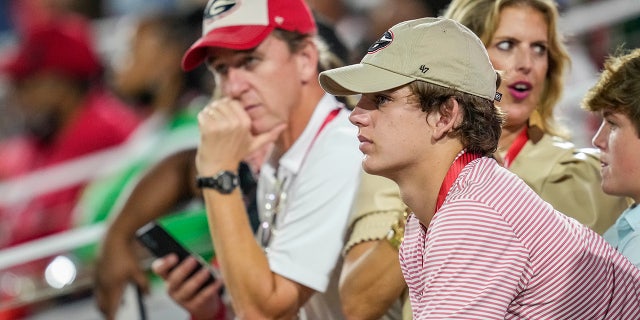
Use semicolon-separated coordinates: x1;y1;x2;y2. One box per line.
368;30;393;54
204;0;238;21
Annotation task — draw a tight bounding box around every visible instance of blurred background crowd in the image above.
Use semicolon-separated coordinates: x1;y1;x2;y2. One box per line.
0;0;638;318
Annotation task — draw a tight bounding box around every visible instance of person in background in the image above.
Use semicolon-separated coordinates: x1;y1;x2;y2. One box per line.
86;8;225;319
443;0;629;234
149;0;364;319
582;48;640;268
78;7;211;227
320;16;640;319
0;13;141;248
0;12;141;320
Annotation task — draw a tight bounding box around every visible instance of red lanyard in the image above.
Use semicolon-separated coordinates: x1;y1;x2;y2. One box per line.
313;108;341;145
435;151;481;212
503;128;529;168
300;108;341;167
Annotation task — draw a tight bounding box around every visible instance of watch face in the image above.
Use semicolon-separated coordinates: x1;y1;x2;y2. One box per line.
215;171;238;194
220;174;234;190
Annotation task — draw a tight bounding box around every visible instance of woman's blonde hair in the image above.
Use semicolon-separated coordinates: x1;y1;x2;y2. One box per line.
444;0;571;138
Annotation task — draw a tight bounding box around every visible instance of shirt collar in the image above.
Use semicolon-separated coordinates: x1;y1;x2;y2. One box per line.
278;94;342;175
615;204;640;240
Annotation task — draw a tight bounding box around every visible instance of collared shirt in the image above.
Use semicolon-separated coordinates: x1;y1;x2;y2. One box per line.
400;157;640;319
257;94;362;320
603;203;640;268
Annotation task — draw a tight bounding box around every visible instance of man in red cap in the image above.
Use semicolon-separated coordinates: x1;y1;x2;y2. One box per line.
0;14;141;247
149;0;362;319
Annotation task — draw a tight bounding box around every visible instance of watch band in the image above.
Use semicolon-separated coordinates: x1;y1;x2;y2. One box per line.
196;170;239;194
386;221;404;250
386;208;410;250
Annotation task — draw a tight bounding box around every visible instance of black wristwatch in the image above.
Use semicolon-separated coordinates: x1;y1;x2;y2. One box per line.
196;170;239;194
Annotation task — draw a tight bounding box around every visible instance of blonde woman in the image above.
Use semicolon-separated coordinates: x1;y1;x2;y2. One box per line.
444;0;629;234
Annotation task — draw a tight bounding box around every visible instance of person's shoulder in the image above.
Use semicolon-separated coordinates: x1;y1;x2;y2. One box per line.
531;133;600;166
570;147;601;163
549;137;602;167
517;134;604;191
462;157;539;202
349;171;404;221
83;88;142;134
466;156;515;182
535;134;575;155
359;171;400;192
0;136;38;178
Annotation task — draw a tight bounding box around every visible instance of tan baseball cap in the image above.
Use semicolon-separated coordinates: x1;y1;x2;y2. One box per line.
319;17;500;101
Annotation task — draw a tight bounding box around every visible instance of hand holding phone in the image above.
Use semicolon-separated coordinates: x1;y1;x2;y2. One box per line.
135;221;219;292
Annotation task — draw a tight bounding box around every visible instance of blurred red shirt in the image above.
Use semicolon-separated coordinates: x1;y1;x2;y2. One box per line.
0;88;141;247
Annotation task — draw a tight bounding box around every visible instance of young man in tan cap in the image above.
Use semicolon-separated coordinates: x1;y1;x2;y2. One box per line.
147;0;362;319
320;17;640;319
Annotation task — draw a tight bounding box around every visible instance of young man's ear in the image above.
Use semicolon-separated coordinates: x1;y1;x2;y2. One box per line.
432;96;463;140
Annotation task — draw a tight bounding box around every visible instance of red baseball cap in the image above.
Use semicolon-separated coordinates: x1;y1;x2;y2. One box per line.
181;0;317;71
1;16;102;81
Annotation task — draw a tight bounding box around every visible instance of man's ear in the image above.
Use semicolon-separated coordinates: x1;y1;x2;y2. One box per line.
432;96;463;140
295;40;319;84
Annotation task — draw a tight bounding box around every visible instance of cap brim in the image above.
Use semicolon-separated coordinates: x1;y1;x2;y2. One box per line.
319;63;415;96
182;25;274;71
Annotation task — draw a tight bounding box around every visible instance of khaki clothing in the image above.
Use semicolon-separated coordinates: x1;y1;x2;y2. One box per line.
344;172;411;320
344;173;408;255
510;128;629;234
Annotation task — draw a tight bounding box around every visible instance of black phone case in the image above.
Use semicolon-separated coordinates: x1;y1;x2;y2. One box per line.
135;221;217;289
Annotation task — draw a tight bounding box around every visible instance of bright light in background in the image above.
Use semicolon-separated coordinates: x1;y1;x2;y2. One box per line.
44;256;77;289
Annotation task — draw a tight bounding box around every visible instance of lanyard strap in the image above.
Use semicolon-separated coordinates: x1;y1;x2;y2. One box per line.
312;108;341;146
260;107;341;248
436;151;481;212
300;107;341;166
503;127;529;168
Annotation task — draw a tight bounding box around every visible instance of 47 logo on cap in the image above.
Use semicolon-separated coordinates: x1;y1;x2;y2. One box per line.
368;31;393;54
205;0;237;20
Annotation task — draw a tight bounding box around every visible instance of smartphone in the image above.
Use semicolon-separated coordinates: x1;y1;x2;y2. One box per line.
135;221;218;292
115;282;146;320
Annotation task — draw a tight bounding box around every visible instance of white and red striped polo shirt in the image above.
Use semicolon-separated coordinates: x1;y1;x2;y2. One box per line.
400;156;640;319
